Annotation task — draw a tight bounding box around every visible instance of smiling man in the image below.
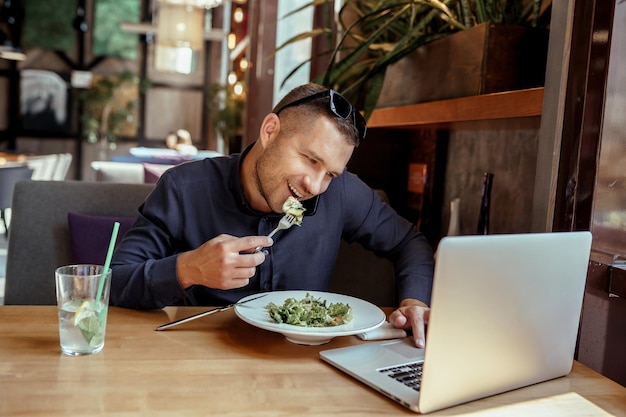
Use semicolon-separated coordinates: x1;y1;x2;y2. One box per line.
110;83;434;347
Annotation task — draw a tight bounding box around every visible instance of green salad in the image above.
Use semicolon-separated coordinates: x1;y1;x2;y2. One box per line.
266;292;353;327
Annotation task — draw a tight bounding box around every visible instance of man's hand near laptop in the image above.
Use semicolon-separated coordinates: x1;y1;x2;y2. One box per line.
390;299;430;348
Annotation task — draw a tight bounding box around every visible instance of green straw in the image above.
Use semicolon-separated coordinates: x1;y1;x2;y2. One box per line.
96;221;120;304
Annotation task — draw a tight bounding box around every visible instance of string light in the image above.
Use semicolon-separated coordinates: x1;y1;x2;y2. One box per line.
233;7;244;23
233;81;244;96
227;33;237;49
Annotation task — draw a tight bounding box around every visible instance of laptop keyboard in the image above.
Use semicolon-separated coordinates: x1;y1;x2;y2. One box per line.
379;362;423;391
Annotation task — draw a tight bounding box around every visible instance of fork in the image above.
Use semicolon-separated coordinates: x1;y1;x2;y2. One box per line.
252;214;297;252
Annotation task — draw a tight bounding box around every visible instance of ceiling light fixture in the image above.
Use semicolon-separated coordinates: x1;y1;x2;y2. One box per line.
153;0;223;74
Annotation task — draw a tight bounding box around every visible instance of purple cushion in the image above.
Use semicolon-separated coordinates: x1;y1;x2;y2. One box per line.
143;163;173;184
67;213;136;264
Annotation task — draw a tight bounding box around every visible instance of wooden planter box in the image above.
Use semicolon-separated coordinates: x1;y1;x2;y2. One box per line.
376;23;549;107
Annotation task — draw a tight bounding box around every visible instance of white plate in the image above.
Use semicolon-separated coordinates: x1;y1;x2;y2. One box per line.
234;290;386;345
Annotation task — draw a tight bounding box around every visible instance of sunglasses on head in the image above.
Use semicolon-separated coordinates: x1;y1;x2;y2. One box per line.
274;89;367;141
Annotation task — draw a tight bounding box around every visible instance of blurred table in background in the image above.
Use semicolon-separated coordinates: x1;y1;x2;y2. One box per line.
112;147;222;165
0;152;28;166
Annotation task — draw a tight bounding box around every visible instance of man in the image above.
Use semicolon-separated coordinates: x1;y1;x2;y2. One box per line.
111;83;434;347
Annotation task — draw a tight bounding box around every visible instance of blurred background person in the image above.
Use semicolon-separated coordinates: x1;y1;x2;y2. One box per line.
165;129;197;156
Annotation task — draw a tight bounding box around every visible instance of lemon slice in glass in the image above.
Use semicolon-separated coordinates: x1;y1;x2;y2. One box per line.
73;300;103;345
73;300;93;326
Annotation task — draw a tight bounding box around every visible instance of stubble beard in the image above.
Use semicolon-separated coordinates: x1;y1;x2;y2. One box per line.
254;154;277;213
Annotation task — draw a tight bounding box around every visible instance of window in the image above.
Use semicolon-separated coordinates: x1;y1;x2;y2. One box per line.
273;0;313;105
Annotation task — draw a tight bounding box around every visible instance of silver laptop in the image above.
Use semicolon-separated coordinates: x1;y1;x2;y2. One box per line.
320;231;592;413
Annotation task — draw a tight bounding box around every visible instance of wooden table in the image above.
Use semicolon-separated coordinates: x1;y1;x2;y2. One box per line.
1;306;625;416
0;152;28;165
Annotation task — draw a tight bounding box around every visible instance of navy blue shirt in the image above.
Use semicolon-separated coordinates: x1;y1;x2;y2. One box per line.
110;148;434;309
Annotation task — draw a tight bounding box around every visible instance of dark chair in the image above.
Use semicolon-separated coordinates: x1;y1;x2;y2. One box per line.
330;240;396;306
5;181;154;305
0;165;34;238
329;190;396;306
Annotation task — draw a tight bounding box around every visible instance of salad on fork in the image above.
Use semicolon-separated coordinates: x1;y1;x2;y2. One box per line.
281;196;306;226
269;196;306;238
252;197;305;252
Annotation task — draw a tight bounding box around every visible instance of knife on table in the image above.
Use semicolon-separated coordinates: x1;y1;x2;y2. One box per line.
155;294;267;331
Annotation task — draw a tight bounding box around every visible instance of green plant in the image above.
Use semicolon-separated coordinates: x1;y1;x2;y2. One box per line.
206;83;245;145
78;71;150;146
278;0;551;120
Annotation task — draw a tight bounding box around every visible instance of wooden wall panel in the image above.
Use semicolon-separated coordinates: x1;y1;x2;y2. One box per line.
144;87;204;143
443;118;541;237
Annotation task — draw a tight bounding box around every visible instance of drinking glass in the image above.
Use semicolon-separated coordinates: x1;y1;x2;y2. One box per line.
55;264;111;356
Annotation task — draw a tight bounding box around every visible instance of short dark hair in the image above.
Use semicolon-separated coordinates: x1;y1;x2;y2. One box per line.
272;83;361;147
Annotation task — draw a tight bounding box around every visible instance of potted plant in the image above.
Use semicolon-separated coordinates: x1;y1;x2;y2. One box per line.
278;0;551;120
78;71;150;150
206;82;246;153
